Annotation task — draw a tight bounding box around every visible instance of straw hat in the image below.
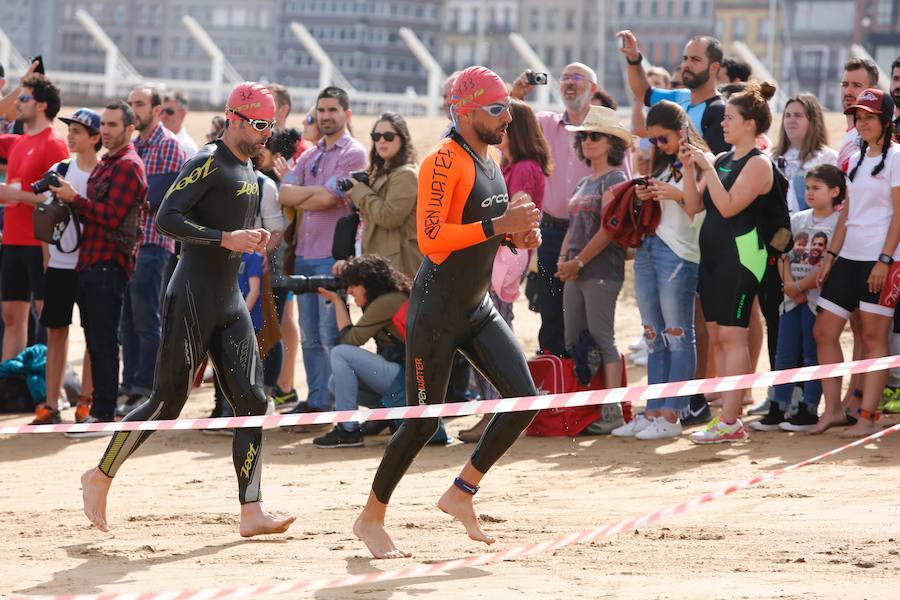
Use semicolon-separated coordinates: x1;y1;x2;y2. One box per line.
565;105;635;148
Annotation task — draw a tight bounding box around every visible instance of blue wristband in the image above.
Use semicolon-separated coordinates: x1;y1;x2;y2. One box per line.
453;476;479;495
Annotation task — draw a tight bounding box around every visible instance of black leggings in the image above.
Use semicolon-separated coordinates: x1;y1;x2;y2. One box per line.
371;294;537;504
97;277;267;504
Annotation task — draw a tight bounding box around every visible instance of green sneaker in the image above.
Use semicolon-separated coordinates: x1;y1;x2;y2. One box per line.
272;387;298;407
882;387;900;414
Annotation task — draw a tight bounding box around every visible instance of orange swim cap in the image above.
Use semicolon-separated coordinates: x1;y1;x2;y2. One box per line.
450;66;508;116
226;82;276;122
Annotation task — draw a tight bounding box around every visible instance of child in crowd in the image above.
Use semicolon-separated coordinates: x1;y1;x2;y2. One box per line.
238;251;264;334
752;164;844;432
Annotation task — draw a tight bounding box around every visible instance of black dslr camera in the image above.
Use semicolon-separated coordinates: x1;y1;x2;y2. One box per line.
268;250;346;294
31;170;61;195
336;170;370;193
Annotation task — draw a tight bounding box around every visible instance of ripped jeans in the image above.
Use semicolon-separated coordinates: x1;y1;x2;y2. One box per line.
634;235;699;413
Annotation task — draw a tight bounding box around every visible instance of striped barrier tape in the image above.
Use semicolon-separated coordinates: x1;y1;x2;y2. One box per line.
2;354;899;436
14;420;899;600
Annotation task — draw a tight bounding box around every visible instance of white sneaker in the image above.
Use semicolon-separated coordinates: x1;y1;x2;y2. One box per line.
630;349;648;366
635;417;683;440
628;336;647;351
611;413;652;437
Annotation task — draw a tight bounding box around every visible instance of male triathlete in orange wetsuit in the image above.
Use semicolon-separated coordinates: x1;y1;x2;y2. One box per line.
353;66;542;559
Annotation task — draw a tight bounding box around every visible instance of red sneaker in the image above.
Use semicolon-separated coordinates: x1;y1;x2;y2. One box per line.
30;403;61;425
74;396;92;423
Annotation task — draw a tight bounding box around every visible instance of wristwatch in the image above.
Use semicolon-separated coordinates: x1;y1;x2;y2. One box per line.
878;253;894;265
626;52;643;66
575;257;585;270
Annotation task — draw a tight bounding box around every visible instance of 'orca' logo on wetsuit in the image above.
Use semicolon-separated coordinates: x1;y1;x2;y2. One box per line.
165;155;218;199
240;442;259;478
480;193;508;208
236;180;259;197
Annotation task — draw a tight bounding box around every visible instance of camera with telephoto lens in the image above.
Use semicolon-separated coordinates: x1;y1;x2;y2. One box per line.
268;250;346;294
31;170;61;195
336;170;370;193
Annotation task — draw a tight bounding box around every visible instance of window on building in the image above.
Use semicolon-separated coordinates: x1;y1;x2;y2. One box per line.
530;8;540;31
876;0;894;25
650;0;659;17
758;17;771;42
566;8;576;30
548;8;558;31
618;1;627;16
793;2;854;31
667;1;674;17
714;17;724;37
699;0;708;17
564;45;573;64
733;17;747;40
212;8;228;27
546;45;556;65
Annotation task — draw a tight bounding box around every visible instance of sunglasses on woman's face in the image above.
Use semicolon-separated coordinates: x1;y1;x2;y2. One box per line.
647;135;673;146
370;131;398;143
576;131;605;142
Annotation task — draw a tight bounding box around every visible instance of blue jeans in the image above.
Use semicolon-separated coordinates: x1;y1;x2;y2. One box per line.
634;235;698;413
773;303;821;409
121;244;171;396
295;256;340;410
76;262;127;420
536;221;567;355
329;344;402;431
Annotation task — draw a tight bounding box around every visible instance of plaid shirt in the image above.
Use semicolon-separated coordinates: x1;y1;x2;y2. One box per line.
133;122;186;252
73;143;148;277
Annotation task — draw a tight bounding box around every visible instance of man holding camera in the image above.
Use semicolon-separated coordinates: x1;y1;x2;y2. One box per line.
0;74;69;361
279;86;366;414
510;63;600;357
20;108;102;425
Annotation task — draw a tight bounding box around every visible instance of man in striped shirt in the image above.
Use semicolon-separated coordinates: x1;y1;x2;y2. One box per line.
117;85;186;416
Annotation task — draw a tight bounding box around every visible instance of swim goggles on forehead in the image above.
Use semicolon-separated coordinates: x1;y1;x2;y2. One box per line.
227;107;277;132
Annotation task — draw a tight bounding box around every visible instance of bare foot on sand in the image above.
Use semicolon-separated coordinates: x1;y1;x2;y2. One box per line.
437;487;495;545
353;514;411;559
838;420;880;439
239;502;296;537
81;468;112;532
809;410;850;435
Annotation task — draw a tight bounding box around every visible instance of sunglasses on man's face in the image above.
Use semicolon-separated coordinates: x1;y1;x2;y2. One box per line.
17;94;35;103
370;131;398;143
576;131;605;142
229;108;276;132
560;73;589;84
162;107;176;116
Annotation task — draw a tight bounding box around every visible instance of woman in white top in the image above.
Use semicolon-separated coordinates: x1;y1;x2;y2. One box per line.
612;100;705;440
814;88;900;437
770;93;838;215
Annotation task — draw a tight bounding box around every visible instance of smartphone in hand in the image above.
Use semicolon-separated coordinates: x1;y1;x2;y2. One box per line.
31;55;45;74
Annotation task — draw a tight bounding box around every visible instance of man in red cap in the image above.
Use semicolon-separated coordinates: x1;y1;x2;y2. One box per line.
354;66;542;559
78;82;296;538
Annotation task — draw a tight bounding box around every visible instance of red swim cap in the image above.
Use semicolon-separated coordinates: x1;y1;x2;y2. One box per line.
226;82;276;122
450;66;508;115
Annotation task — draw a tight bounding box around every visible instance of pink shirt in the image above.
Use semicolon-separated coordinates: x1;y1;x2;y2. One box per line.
502;159;545;211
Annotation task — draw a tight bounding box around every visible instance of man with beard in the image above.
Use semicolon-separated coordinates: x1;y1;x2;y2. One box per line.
353;66;541;559
509;62;601;356
116;85;187;417
76;83;296;537
837;58;880;172
618;30;728;155
278;87;366;414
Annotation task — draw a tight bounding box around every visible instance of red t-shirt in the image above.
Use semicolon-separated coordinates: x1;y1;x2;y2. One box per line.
0;127;70;246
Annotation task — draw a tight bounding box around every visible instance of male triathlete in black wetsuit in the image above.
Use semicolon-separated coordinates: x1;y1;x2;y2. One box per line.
79;82;295;537
354;66;542;559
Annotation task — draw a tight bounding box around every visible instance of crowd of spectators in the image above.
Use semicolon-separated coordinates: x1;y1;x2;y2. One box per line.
0;39;898;449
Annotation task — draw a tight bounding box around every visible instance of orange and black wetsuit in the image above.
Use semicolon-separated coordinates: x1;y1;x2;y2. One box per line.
95;141;267;504
371;129;539;503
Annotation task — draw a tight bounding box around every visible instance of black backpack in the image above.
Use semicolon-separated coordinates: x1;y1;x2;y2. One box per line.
757;156;792;258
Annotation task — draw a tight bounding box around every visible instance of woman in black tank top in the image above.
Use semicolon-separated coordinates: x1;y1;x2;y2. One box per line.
680;81;777;444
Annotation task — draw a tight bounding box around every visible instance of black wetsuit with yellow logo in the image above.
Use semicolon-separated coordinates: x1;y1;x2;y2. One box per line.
96;140;267;504
371;129;539;503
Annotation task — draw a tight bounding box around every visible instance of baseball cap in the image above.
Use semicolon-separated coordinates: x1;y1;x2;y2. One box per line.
226;82;276;122
59;107;101;133
843;88;892;116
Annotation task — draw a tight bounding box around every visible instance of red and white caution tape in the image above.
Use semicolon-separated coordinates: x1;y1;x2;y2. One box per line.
2;355;899;436
14;421;899;600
